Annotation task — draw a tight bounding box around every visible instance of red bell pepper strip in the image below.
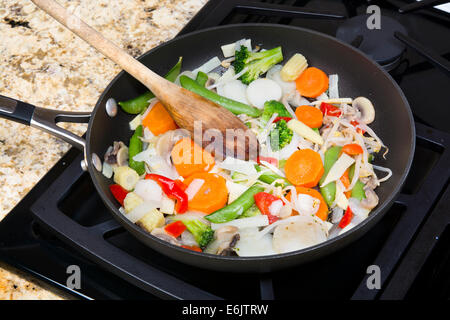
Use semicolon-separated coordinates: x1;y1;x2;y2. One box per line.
254;192;281;224
164;221;187;238
273;116;293;123
339;206;353;229
257;156;278;167
320;102;342;117
181;245;202;252
145;174;188;213
350;120;366;134
174;179;187;191
109;184;129;206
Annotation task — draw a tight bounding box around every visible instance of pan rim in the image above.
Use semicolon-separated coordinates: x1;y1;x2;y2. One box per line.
86;23;416;263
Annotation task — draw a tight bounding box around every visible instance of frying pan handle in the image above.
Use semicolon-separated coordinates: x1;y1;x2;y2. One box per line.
0;94;90;150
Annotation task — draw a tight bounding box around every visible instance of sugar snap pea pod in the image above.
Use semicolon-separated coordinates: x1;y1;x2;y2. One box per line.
320;146;342;207
205;184;265;223
179;75;262;117
128;125;146;175
348;163;366;200
195;71;208;87
255;165;291;186
118;57;183;114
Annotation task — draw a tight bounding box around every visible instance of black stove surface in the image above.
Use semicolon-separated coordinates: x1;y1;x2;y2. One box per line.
1;0;449;300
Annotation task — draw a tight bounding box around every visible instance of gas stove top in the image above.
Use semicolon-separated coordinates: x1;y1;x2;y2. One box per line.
1;0;449;300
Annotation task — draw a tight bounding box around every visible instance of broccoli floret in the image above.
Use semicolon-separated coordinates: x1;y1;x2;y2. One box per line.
270;119;293;151
261;100;292;123
182;219;214;249
234;46;283;85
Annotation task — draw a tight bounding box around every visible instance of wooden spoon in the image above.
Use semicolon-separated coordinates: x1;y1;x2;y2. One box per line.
31;0;259;160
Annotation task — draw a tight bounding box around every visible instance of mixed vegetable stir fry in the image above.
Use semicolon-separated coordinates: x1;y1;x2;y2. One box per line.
103;39;392;256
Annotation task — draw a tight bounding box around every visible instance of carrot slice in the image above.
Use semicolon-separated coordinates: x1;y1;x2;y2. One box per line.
295;105;323;128
285;149;324;187
142;101;177;135
340;169;352;198
341;143;364;156
171;138;215;178
295;67;329;98
183;172;228;214
286;186;329;221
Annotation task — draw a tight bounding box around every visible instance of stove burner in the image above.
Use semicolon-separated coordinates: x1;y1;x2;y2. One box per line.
336;15;407;68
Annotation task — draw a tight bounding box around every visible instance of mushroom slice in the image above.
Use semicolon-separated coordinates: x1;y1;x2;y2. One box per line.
214;225;240;255
104;141;127;165
352;97;375;124
116;145;129;167
151;228;181;246
272;216;328;254
360;187;379;210
218;234;240;256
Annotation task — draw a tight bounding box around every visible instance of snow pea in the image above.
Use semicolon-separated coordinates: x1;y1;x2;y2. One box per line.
195;71;208;87
128;125;146;175
348;164;366;200
118;57;182;114
179;75;262;117
320;146;342;207
255;165;291;186
205;184;265;223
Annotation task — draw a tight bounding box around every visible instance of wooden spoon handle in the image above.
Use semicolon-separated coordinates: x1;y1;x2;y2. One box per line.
31;0;161;90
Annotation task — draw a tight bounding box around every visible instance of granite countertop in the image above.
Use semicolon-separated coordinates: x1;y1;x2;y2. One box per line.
0;0;207;300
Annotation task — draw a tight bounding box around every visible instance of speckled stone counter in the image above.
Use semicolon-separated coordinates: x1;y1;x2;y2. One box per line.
0;0;207;300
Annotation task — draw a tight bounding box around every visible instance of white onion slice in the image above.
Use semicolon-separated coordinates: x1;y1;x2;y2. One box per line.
217;157;257;175
348;198;371;219
259;160;285;178
132;147;156;162
211;215;269;230
295;194;320;215
226;180;247;203
268;200;284;216
221;43;236;58
316;92;329;101
277;132;301;160
234;38;252;51
192;56;221;76
133;180;163;203
180;230;198;246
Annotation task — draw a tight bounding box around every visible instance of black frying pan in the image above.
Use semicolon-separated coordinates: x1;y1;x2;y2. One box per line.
0;24;415;273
